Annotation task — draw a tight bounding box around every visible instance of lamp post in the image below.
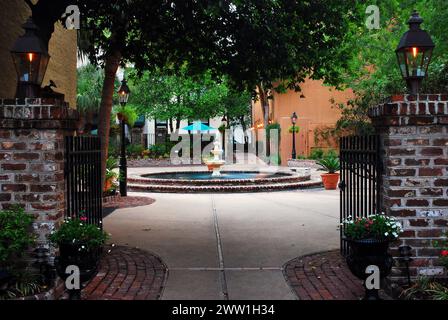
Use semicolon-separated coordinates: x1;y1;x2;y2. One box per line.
396;10;435;95
290;112;298;159
11;17;50;98
221;115;227;157
117;78;130;197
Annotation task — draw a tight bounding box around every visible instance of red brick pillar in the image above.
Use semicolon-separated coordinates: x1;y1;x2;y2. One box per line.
369;94;448;290
0;98;78;261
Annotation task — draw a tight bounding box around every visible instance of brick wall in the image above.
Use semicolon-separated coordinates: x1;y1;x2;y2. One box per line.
0;98;78;259
369;94;448;287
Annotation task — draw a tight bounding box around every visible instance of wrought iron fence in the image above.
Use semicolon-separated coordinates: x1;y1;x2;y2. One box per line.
65;136;103;226
339;135;382;256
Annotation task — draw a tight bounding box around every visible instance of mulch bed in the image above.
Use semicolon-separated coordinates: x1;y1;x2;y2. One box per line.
102;196;156;218
283;250;391;300
103;196;156;210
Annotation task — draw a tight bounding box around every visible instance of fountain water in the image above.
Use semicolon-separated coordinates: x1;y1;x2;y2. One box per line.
204;140;226;177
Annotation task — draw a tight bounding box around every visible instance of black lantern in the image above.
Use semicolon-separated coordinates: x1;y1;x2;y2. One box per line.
396;10;435;95
11;17;50;99
118;78;130;106
291;112;298;125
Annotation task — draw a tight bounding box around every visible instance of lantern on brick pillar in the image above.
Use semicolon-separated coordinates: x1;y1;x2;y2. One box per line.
396;10;435;95
11;17;50;99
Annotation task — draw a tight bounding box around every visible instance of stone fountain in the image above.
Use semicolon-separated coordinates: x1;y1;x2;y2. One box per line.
204;140;226;177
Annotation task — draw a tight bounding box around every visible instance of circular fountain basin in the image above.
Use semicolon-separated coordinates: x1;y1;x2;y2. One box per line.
128;170;321;193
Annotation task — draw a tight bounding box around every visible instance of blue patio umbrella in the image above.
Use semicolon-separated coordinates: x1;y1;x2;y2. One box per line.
182;121;216;132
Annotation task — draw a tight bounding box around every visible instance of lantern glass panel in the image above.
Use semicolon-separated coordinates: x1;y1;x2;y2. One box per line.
406;48;425;77
12;52;49;85
119;92;129;104
397;51;408;77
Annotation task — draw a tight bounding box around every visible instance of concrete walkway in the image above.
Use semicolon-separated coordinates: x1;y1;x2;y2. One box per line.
103;188;340;300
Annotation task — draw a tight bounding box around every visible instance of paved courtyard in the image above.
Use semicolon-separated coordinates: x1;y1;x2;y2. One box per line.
104;183;340;300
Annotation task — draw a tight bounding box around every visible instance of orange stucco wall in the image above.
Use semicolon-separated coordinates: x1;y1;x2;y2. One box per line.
252;79;354;165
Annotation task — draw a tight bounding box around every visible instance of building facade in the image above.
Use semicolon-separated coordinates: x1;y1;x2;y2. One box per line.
252;79;354;165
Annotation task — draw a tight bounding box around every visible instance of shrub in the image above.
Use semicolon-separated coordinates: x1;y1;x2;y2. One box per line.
434;232;448;269
309;148;324;160
126;144;145;158
325;149;338;159
0;206;35;268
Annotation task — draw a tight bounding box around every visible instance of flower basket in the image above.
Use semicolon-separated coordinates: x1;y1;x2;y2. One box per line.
49;216;108;299
342;213;403;299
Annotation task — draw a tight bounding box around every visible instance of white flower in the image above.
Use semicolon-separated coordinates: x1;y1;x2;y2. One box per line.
392;232;398;238
384;232;389;236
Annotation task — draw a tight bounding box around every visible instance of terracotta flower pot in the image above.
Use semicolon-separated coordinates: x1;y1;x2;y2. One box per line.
104;177;113;192
321;173;339;190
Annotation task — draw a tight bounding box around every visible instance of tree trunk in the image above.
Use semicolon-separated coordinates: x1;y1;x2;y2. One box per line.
169;117;174;132
98;50;122;189
257;84;270;158
257;84;270;128
175;116;181;130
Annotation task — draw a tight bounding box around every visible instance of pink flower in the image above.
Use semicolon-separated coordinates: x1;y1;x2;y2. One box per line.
441;250;448;257
80;216;88;222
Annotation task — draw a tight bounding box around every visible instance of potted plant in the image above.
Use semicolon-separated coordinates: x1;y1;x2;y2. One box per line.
342;213;403;299
104;156;118;193
316;156;340;190
49;215;108;299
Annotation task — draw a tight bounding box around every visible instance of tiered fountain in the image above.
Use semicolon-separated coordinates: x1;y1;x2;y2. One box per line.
204;140;226;177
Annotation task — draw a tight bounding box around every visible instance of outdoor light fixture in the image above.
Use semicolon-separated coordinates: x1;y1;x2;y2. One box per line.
118;78;130;106
398;245;413;287
117;78;131;197
396;10;435;95
290;112;298;159
221;115;227;127
11;17;50;99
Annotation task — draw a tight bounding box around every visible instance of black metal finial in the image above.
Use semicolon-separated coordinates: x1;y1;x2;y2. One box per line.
408;10;423;29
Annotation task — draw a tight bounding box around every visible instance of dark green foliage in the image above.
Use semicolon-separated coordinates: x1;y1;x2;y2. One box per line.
0;206;35;267
126;144;145;159
316;157;340;174
310;148;325;160
49;217;109;250
342;214;403;241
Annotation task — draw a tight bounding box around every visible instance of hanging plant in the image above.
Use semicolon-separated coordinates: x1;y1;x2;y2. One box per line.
288;126;300;133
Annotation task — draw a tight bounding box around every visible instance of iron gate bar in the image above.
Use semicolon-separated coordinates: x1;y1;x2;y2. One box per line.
65;136;103;227
339;135;382;256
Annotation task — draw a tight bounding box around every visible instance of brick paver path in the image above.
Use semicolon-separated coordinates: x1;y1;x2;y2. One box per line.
283;250;366;300
83;246;167;300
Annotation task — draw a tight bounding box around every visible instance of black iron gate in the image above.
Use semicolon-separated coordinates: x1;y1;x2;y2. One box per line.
339;135;382;256
65;136;103;226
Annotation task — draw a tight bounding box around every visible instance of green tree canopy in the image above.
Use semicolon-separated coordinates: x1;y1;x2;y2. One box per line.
316;0;448;140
